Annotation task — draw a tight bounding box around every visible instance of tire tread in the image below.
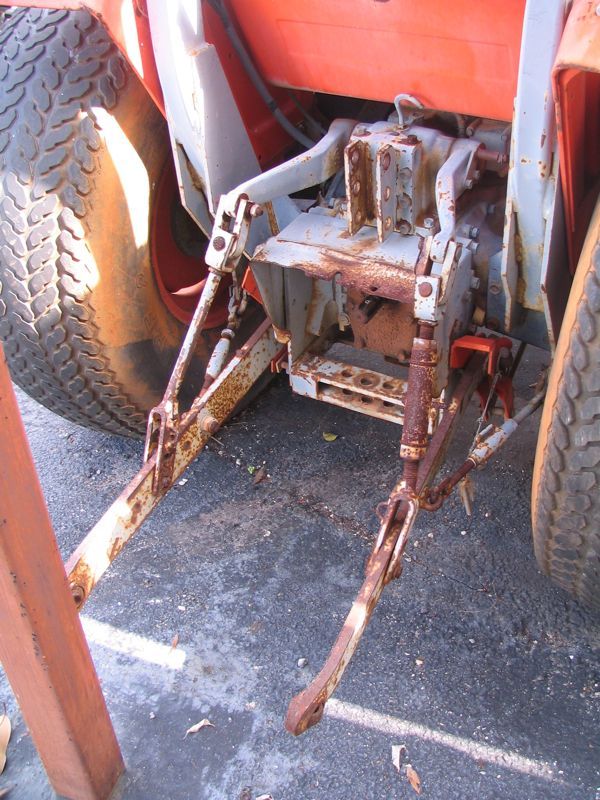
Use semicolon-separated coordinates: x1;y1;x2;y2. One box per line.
0;8;148;435
533;238;600;608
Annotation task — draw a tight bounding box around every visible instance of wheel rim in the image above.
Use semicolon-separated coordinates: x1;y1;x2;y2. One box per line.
150;159;230;327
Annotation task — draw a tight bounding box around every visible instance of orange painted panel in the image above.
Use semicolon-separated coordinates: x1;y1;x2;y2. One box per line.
229;0;526;122
0;0;303;166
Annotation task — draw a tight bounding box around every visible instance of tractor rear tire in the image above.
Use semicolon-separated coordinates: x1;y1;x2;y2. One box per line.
0;8;220;437
532;198;600;609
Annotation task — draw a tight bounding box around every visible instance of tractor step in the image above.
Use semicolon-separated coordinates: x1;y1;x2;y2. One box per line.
288;353;407;424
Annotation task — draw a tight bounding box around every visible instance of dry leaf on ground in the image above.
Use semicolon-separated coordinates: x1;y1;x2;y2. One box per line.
170;634;179;650
252;466;267;485
0;715;11;774
406;764;422;795
322;432;338;442
391;744;407;773
184;719;214;738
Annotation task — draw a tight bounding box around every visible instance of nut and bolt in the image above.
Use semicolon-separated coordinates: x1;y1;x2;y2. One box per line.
383;186;391;201
469;226;480;239
398;221;411;235
424;216;435;229
384;216;393;230
352;180;361;195
200;414;220;434
249;203;263;217
213;235;226;251
350;149;360;165
418;282;433;298
381;151;391;171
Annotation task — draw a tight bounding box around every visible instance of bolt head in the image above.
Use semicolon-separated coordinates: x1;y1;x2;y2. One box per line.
70;583;85;607
424;216;435;229
381;151;391;171
201;415;219;434
213;235;226;251
352;180;361;195
418;282;433;298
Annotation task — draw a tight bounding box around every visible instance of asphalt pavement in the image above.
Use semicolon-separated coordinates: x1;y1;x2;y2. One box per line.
0;345;599;800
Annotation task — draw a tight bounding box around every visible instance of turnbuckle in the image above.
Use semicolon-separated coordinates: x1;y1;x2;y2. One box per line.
144;195;262;493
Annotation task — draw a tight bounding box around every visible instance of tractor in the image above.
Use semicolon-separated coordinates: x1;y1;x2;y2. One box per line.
0;0;598;733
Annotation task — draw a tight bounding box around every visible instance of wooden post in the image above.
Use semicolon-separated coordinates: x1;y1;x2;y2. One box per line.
0;347;124;800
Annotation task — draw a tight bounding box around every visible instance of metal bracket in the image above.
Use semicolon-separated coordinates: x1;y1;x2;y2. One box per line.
215;120;355;222
431;140;481;262
68;321;281;608
285;353;488;735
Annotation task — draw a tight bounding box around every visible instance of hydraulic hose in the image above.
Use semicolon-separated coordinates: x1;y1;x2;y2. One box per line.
206;0;316;150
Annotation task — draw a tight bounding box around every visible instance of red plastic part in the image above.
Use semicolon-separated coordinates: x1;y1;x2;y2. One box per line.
450;335;514;418
228;0;526;122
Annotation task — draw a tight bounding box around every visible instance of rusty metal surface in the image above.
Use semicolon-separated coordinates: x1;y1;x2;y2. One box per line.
346;289;415;358
67;320;280;608
285;352;488;735
9;347;598;799
399;331;438;469
252;211;418;304
285;518;399;735
416;354;487;491
422;386;545;511
146;194;261;493
144;270;224;492
289;353;408;425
